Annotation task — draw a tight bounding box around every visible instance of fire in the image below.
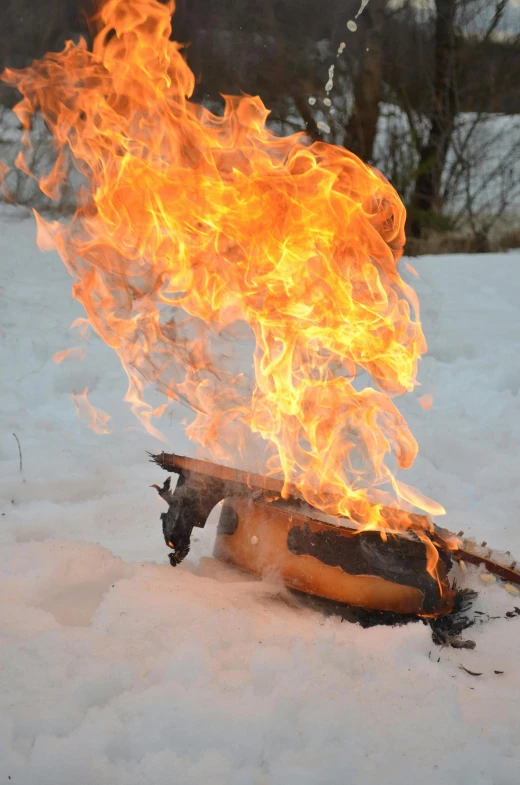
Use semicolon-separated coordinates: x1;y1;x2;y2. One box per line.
53;347;86;364
1;0;445;558
72;387;111;434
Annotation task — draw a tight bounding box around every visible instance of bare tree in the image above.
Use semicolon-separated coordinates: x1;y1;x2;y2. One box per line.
1;0;519;248
409;0;458;237
344;0;387;162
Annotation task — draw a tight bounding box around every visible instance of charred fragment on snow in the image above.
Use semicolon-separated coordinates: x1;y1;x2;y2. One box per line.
430;589;478;648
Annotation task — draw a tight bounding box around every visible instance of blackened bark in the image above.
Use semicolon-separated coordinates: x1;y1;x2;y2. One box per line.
287;520;452;616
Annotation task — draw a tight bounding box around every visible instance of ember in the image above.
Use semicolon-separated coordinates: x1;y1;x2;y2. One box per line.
2;0;451;601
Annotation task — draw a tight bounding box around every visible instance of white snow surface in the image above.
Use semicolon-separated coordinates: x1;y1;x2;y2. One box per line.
1;210;520;784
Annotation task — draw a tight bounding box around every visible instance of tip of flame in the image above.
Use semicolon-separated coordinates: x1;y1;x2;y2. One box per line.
33;210;59;252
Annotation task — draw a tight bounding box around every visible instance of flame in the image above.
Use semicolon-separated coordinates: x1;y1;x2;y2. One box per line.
1;0;444;550
53;347;86;364
70;317;91;338
404;261;420;278
72;387;112;434
418;393;434;411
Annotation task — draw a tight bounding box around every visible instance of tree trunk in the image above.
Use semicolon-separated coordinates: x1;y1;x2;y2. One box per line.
344;0;386;163
409;0;458;237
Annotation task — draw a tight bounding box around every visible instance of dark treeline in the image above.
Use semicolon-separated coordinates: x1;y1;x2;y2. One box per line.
1;0;520;247
2;1;518;113
174;0;520;113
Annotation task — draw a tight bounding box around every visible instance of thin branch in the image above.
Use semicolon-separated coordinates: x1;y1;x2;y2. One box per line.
481;0;509;46
12;432;22;473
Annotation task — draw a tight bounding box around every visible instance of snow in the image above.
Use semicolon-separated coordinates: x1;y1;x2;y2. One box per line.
1;210;520;783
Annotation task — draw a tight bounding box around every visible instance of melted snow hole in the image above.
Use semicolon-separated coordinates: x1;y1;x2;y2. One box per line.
36;576;116;627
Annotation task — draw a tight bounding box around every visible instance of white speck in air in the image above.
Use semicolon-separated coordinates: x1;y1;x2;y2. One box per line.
317;121;331;134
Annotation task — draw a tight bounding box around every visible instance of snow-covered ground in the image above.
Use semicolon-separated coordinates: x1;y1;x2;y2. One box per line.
1;209;520;784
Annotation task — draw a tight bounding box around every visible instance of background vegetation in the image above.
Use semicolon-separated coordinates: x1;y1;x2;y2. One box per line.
1;0;520;253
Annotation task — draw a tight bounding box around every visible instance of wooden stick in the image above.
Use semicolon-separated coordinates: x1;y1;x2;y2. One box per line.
12;432;22;473
446;544;520;586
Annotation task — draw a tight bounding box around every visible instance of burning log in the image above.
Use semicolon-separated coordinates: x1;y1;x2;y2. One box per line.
151;452;520;616
214;498;453;616
151;452;456;616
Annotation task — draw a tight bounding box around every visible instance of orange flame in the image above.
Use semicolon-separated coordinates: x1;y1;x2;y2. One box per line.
418;393;434;411
72;387;112;434
1;0;444;538
404;261;420;278
53;347;87;364
70;317;91;337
